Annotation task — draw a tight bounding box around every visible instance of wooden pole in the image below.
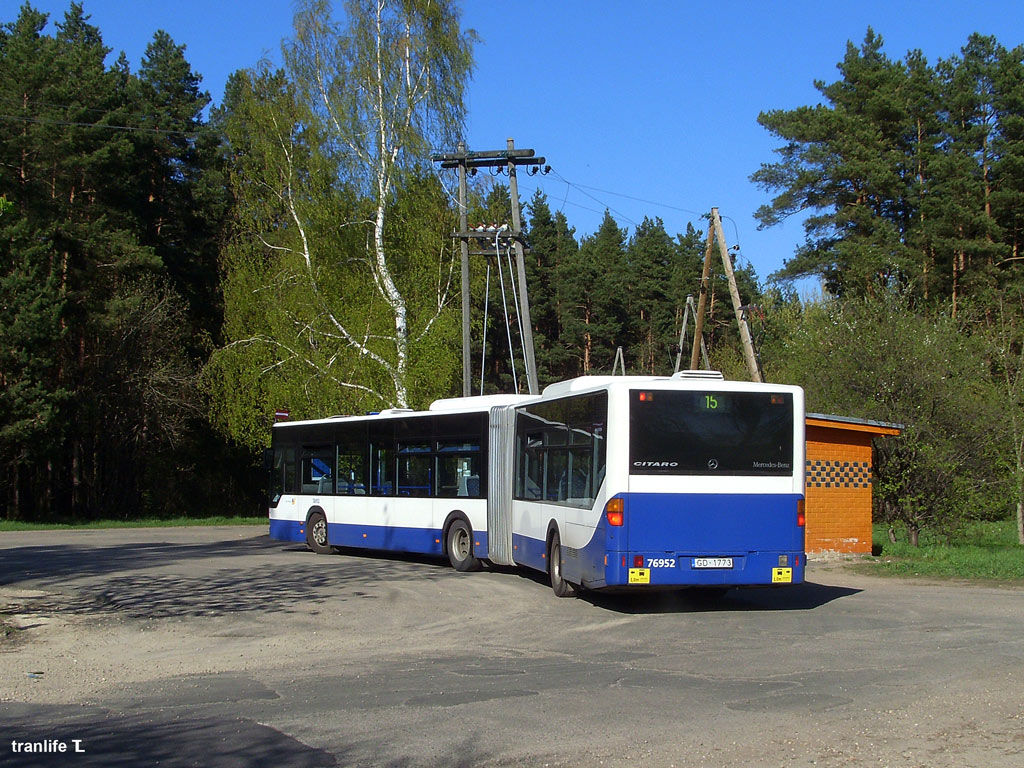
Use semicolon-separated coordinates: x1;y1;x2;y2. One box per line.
689;217;716;370
675;295;710;373
712;210;762;382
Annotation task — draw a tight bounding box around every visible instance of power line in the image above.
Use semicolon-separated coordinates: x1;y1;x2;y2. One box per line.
547;169;637;227
0;96;123;118
516;170;746;253
0;112;200;137
515;180;617;219
551;174;708;219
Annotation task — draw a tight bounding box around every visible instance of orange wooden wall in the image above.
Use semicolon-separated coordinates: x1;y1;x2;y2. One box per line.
803;417;900;555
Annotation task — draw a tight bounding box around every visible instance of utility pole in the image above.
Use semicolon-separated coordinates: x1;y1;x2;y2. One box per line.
505;138;539;395
674;295;710;373
713;210;762;382
457;142;471;396
689;220;716;371
689;208;762;382
433;140;547;396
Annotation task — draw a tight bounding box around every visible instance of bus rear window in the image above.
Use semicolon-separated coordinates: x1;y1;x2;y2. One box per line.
629;390;793;476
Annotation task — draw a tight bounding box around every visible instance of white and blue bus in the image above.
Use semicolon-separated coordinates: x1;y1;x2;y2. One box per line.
268;371;806;596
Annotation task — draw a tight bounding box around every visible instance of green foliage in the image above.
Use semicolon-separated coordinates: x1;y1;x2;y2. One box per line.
0;219;68;473
0;3;233;520
524;190;578;385
753;29;1024;545
764;293;1011;541
208;0;471;449
753;30;1024;308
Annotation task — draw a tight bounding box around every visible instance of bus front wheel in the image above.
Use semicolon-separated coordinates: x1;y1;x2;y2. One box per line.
548;530;576;598
446;519;481;572
305;511;332;555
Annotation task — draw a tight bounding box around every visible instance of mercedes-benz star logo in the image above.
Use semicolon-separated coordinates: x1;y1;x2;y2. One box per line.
708;459;719;470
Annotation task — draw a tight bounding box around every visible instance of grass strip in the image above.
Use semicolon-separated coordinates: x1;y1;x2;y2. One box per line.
859;520;1024;582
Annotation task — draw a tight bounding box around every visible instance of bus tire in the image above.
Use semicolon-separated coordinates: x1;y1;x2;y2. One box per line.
548;530;576;598
305;511;332;555
446;518;481;572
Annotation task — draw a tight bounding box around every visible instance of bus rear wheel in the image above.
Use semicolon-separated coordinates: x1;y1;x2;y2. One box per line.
548;530;576;598
305;511;332;555
446;519;481;572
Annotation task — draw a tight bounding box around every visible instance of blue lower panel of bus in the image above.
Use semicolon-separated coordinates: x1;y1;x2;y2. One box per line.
514;492;805;589
604;492;805;588
327;521;443;555
269;517;305;543
512;533;549;573
269;517;490;559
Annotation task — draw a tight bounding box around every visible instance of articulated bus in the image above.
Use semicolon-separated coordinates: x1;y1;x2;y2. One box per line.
268;371;806;596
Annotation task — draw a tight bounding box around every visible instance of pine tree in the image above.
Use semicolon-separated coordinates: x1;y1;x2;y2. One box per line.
132;29;227;340
525;191;577;384
558;211;626;373
991;44;1024;281
754;29;916;295
0;3;219;519
623;217;675;373
930;35;1008;314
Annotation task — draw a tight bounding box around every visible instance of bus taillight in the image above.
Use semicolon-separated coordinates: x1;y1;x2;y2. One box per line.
605;497;624;526
797;499;806;527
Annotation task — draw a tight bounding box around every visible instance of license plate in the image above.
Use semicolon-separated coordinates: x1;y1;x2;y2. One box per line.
692;557;733;569
628;568;651;584
772;567;792;583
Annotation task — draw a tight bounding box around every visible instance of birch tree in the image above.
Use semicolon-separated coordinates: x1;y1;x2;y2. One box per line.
208;0;472;448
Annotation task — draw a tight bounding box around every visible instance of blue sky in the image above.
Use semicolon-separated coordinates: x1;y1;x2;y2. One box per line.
17;0;1024;286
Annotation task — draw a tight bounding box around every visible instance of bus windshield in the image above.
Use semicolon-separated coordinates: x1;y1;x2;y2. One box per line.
629;389;794;476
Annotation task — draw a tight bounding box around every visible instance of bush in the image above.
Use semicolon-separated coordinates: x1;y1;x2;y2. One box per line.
763;292;1012;543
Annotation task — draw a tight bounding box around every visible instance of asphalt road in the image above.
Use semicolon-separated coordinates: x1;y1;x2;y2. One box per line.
1;526;1022;767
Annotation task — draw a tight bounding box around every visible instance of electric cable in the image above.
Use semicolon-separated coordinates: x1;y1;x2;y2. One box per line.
0;112;200;137
494;231;518;394
480;261;491;396
503;238;530;384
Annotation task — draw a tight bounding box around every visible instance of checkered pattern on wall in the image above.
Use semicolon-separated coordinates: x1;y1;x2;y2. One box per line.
806;460;872;489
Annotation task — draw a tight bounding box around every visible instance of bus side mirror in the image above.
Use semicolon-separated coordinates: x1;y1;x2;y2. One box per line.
262;448;274;471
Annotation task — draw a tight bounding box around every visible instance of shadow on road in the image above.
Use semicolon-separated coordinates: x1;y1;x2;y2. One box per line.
0;535;277;585
581;580;862;614
0;531;861;619
1;704;339;768
0;538;455;619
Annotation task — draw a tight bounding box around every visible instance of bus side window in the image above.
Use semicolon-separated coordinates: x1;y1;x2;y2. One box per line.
300;448;334;495
514;392;607;507
337;449;365;495
336;427;367;496
397;442;431;497
436;440;481;498
271;446;296;505
371;444;396;496
517;431;544;500
546;448;568;502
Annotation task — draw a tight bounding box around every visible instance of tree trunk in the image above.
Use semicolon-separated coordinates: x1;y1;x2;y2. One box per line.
583;307;592;374
952;251;960;319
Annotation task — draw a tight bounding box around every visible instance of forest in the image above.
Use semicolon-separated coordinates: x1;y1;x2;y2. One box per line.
2;2;1024;545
